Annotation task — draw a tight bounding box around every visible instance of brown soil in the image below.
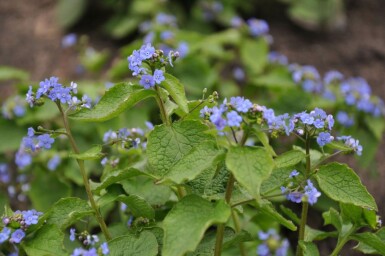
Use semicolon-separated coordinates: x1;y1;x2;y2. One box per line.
1;0;385;254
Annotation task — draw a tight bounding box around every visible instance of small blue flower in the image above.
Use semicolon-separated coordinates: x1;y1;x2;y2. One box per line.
268;51;288;65
0;227;11;243
289;170;299;178
10;229;25;243
70;228;76;241
337;136;363;156
299;113;314;125
304;180;321;205
101;242;109;255
317;132;333;147
37;134;55;149
26;86;34;107
230;97;252;113
62;33;77;48
15;150;32;169
27;127;35;137
139;43;155;60
81;95;92;109
103;130;118;143
22;209;42;226
177;42;189;58
139;75;156;89
230;16;243;28
336;111;354;127
324;70;343;84
247;18;269;37
0;164;10;184
226;111;242;127
287;191;303;203
160;31;174;41
153;69;165;84
47;155;61;171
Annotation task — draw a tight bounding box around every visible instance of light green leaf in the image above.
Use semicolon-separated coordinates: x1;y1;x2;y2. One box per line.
0;66;29;81
325;141;355;152
351;232;385;255
0;120;26;152
322;207;342;232
116;195;155;219
108;231;158;256
253;128;277;156
240;38;268;75
162;195;231;256
160;142;224;184
56;0;87;28
275;150;305;168
68;145;104;160
22;224;67;256
298;241;320;256
226;146;275;198
69;83;156;121
147;120;214;177
261;167;292;195
354;228;385;254
161;74;189;114
305;226;336;242
316;163;377;211
252;67;296;88
28;170;71;212
45;197;93;230
92;168;144;195
340;203;378;228
365;115;385;141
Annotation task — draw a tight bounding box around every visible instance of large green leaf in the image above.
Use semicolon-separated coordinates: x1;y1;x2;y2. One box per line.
116;195;155;219
351;232;385;255
160;142;224;184
91;168;144;195
28;170;71;212
258;200;297;231
0;66;29;81
261;167;292;195
226;146;275;198
45;197;93;230
108;231;158;256
22;224;67;256
69;83;156;121
146;120;214;177
162;195;231;256
161;74;189;114
315;163;377;211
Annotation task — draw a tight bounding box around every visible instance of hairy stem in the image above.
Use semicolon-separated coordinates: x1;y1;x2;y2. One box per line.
296;132;311;256
154;85;171;126
57;103;112;241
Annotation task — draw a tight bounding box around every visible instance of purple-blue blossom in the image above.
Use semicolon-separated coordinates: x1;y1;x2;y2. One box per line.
0;164;10;184
0;227;11;243
140;74;156;89
70;228;76;241
257;229;289;256
153;69;165;84
47;155;61;171
230;96;252;113
324;70;344;84
15;150;32;169
37;134;55;149
22;209;42;226
336;111;354;127
290;170;299;178
317;132;334;147
10;229;25;243
268;51;288;65
101;242;109;255
62;33;77;48
139;43;156;60
226;111;242;127
337;136;363;156
304;180;321;205
247;18;269;37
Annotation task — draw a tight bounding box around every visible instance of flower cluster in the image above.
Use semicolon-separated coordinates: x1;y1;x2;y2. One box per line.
1;209;43;244
289;64;385;120
0;163;10;184
230;16;271;40
2;96;26;119
281;170;321;205
127;44;174;89
26;77;92;109
200;96;252;131
69;228;109;256
257;229;289;256
337;136;363;156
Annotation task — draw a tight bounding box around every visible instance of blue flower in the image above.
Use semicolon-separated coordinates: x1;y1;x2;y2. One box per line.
139;43;155;60
10;229;25;243
160;31;174;41
230;16;243;28
317;132;333;147
324;70;343;84
177;42;189;58
36;77;60;99
62;33;77;48
70;228;76;241
268;51;288;65
103;130;118;143
15;150;32;169
247;18;269;37
209;107;227;131
287;191;303;203
22;209;42;226
26;86;34;107
226;111;242;127
22;137;36;152
139;75;156;89
0;227;11;243
337;136;363;156
230;97;252;113
101;242;109;255
304;180;321;205
37;134;55;149
47;155;61;171
299;113;314;125
0;164;10;184
153;69;165;84
336;111;354;127
289;170;299;178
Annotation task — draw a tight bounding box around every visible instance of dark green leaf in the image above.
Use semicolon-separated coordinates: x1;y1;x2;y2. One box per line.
161;74;189;114
298;241;320;256
316;163;377;210
257;200;297;231
354;228;385;254
274;150;305;168
351;232;385;255
68;145;104;160
116;195;155;219
108;231;158;256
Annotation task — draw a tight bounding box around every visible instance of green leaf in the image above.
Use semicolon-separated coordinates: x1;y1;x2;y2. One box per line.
261;167;293;195
116;195;155;219
258;200;297;231
365;115;385;141
315;163;377;211
305;226;336;241
45;197;93;230
351;232;385;255
106;16;141;39
162;195;231;256
0;119;26;152
253;128;277;157
240;38;268;75
160;142;224;184
91;168;144;195
56;0;87;28
0;66;29;81
68;145;104;160
354;228;385;254
147;120;214;177
226;146;275;198
298;241;320;256
69;83;156;121
108;231;158;256
325;141;355;152
252;67;296;88
22;224;67;256
274;150;305;168
340;203;378;228
322;207;342;232
28;170;71;212
161;74;189;114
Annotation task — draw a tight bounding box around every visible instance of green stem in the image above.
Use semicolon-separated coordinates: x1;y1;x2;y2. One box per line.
330;226;356;256
296;132;311;256
57;103;112;241
154;85;171;126
231;210;247;256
